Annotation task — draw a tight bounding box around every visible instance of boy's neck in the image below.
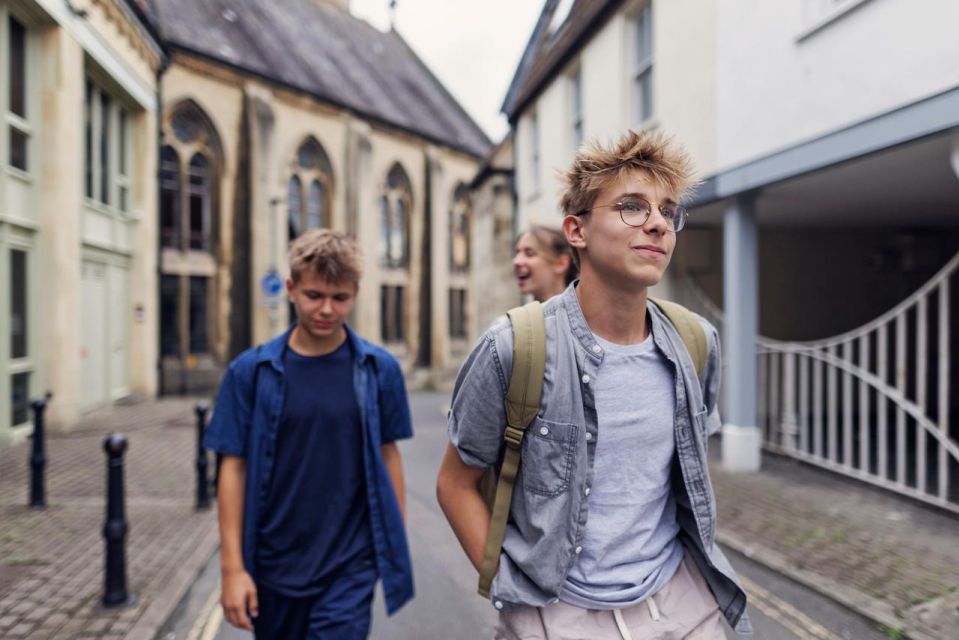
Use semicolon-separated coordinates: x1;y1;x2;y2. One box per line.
575;272;650;345
287;324;348;357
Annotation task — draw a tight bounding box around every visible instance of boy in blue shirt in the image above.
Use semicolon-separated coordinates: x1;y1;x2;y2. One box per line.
204;229;414;639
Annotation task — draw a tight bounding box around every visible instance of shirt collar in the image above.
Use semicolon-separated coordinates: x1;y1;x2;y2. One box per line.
256;322;372;372
560;280;678;362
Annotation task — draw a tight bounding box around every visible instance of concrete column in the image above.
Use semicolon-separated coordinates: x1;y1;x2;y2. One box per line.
246;88;278;343
38;30;84;429
721;193;761;472
128;108;158;397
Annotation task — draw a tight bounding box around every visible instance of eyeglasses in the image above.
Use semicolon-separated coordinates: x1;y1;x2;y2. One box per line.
577;196;688;233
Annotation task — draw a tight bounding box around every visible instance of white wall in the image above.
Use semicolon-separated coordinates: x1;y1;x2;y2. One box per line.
514;1;718;229
716;0;959;171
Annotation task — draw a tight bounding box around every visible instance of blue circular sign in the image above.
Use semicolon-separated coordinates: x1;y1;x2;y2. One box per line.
261;270;284;297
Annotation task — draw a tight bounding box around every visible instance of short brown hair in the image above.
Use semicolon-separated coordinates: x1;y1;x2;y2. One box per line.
523;224;578;286
289;229;362;285
559;129;697;217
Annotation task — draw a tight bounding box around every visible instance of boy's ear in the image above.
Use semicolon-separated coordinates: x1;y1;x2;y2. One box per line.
563;214;586;252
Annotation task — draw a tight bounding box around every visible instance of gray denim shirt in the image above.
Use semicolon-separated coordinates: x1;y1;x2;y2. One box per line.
448;284;752;634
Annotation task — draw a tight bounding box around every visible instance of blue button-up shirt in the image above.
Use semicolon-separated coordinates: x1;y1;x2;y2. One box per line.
204;324;414;615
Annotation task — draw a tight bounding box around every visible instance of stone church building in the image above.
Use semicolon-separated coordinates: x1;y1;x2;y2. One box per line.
151;0;491;393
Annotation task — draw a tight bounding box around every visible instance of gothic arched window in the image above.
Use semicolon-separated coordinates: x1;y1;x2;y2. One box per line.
188;153;211;251
287;137;333;239
449;184;471;271
159;100;223;368
159;145;181;249
287;175;303;238
307;180;324;230
381;164;412;269
379;163;413;344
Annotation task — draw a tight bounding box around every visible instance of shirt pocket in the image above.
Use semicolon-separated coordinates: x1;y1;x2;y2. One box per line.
520;417;577;497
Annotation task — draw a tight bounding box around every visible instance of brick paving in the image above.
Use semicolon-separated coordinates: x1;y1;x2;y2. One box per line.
711;450;959;640
0;398;217;640
3;395;959;639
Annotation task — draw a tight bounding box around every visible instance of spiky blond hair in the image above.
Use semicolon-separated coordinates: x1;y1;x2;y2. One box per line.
289;229;362;285
559;130;698;216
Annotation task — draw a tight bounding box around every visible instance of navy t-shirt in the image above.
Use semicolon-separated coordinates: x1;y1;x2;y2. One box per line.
254;339;375;596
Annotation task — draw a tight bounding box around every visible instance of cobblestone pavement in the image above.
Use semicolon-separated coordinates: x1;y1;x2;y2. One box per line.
0;398;218;640
711;451;959;640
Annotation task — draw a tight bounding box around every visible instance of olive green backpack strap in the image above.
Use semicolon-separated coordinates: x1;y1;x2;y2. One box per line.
478;300;546;599
650;297;708;376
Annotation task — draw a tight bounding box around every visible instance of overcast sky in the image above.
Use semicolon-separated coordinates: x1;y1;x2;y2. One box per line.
349;0;543;143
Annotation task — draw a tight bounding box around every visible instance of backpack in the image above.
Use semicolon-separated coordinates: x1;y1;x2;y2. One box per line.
477;297;708;598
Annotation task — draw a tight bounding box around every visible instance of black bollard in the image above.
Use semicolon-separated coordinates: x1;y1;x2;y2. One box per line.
195;402;210;509
29;396;50;508
102;433;133;608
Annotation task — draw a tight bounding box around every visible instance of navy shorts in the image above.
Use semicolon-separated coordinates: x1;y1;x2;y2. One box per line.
253;555;378;640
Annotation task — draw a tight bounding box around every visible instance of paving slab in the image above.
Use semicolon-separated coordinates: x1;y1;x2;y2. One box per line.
711;450;959;640
0;398;217;640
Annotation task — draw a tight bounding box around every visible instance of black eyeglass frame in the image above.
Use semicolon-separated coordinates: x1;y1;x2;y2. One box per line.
575;197;689;233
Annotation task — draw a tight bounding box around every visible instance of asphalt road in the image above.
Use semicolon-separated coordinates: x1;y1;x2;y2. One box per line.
164;391;888;640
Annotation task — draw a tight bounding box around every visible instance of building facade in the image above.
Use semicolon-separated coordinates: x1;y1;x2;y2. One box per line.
0;0;163;444
502;0;959;508
152;0;490;393
0;0;494;444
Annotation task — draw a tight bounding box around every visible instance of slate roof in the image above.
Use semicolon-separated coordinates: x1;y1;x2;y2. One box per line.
502;0;620;122
150;0;490;158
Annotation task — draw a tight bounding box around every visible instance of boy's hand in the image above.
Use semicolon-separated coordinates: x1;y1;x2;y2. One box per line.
221;569;258;631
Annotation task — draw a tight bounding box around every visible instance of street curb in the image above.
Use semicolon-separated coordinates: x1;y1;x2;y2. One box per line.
124;520;219;640
717;529;936;640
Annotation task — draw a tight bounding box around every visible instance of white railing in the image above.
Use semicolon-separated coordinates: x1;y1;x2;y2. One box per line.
686;252;959;513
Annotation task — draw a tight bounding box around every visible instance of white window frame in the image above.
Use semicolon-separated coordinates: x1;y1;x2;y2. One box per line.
529;111;541;195
116;107;131;213
4;8;36;179
569;68;583;153
4;233;36;430
84;77;134;216
631;3;654;127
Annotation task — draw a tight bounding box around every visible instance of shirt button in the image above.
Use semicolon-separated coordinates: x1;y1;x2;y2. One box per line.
582;374;590;384
494;600;504;610
575;546;583;554
539;426;549;436
584;487;591;496
592;344;601;353
585;432;592;441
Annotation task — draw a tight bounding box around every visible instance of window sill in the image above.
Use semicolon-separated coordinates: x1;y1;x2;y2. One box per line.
0;212;39;230
83;198;136;222
8;359;34;374
5;165;34;183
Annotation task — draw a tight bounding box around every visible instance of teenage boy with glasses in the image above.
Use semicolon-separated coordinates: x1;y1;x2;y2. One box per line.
437;130;751;639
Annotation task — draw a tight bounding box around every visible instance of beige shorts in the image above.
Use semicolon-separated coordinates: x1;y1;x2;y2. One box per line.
494;553;725;640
